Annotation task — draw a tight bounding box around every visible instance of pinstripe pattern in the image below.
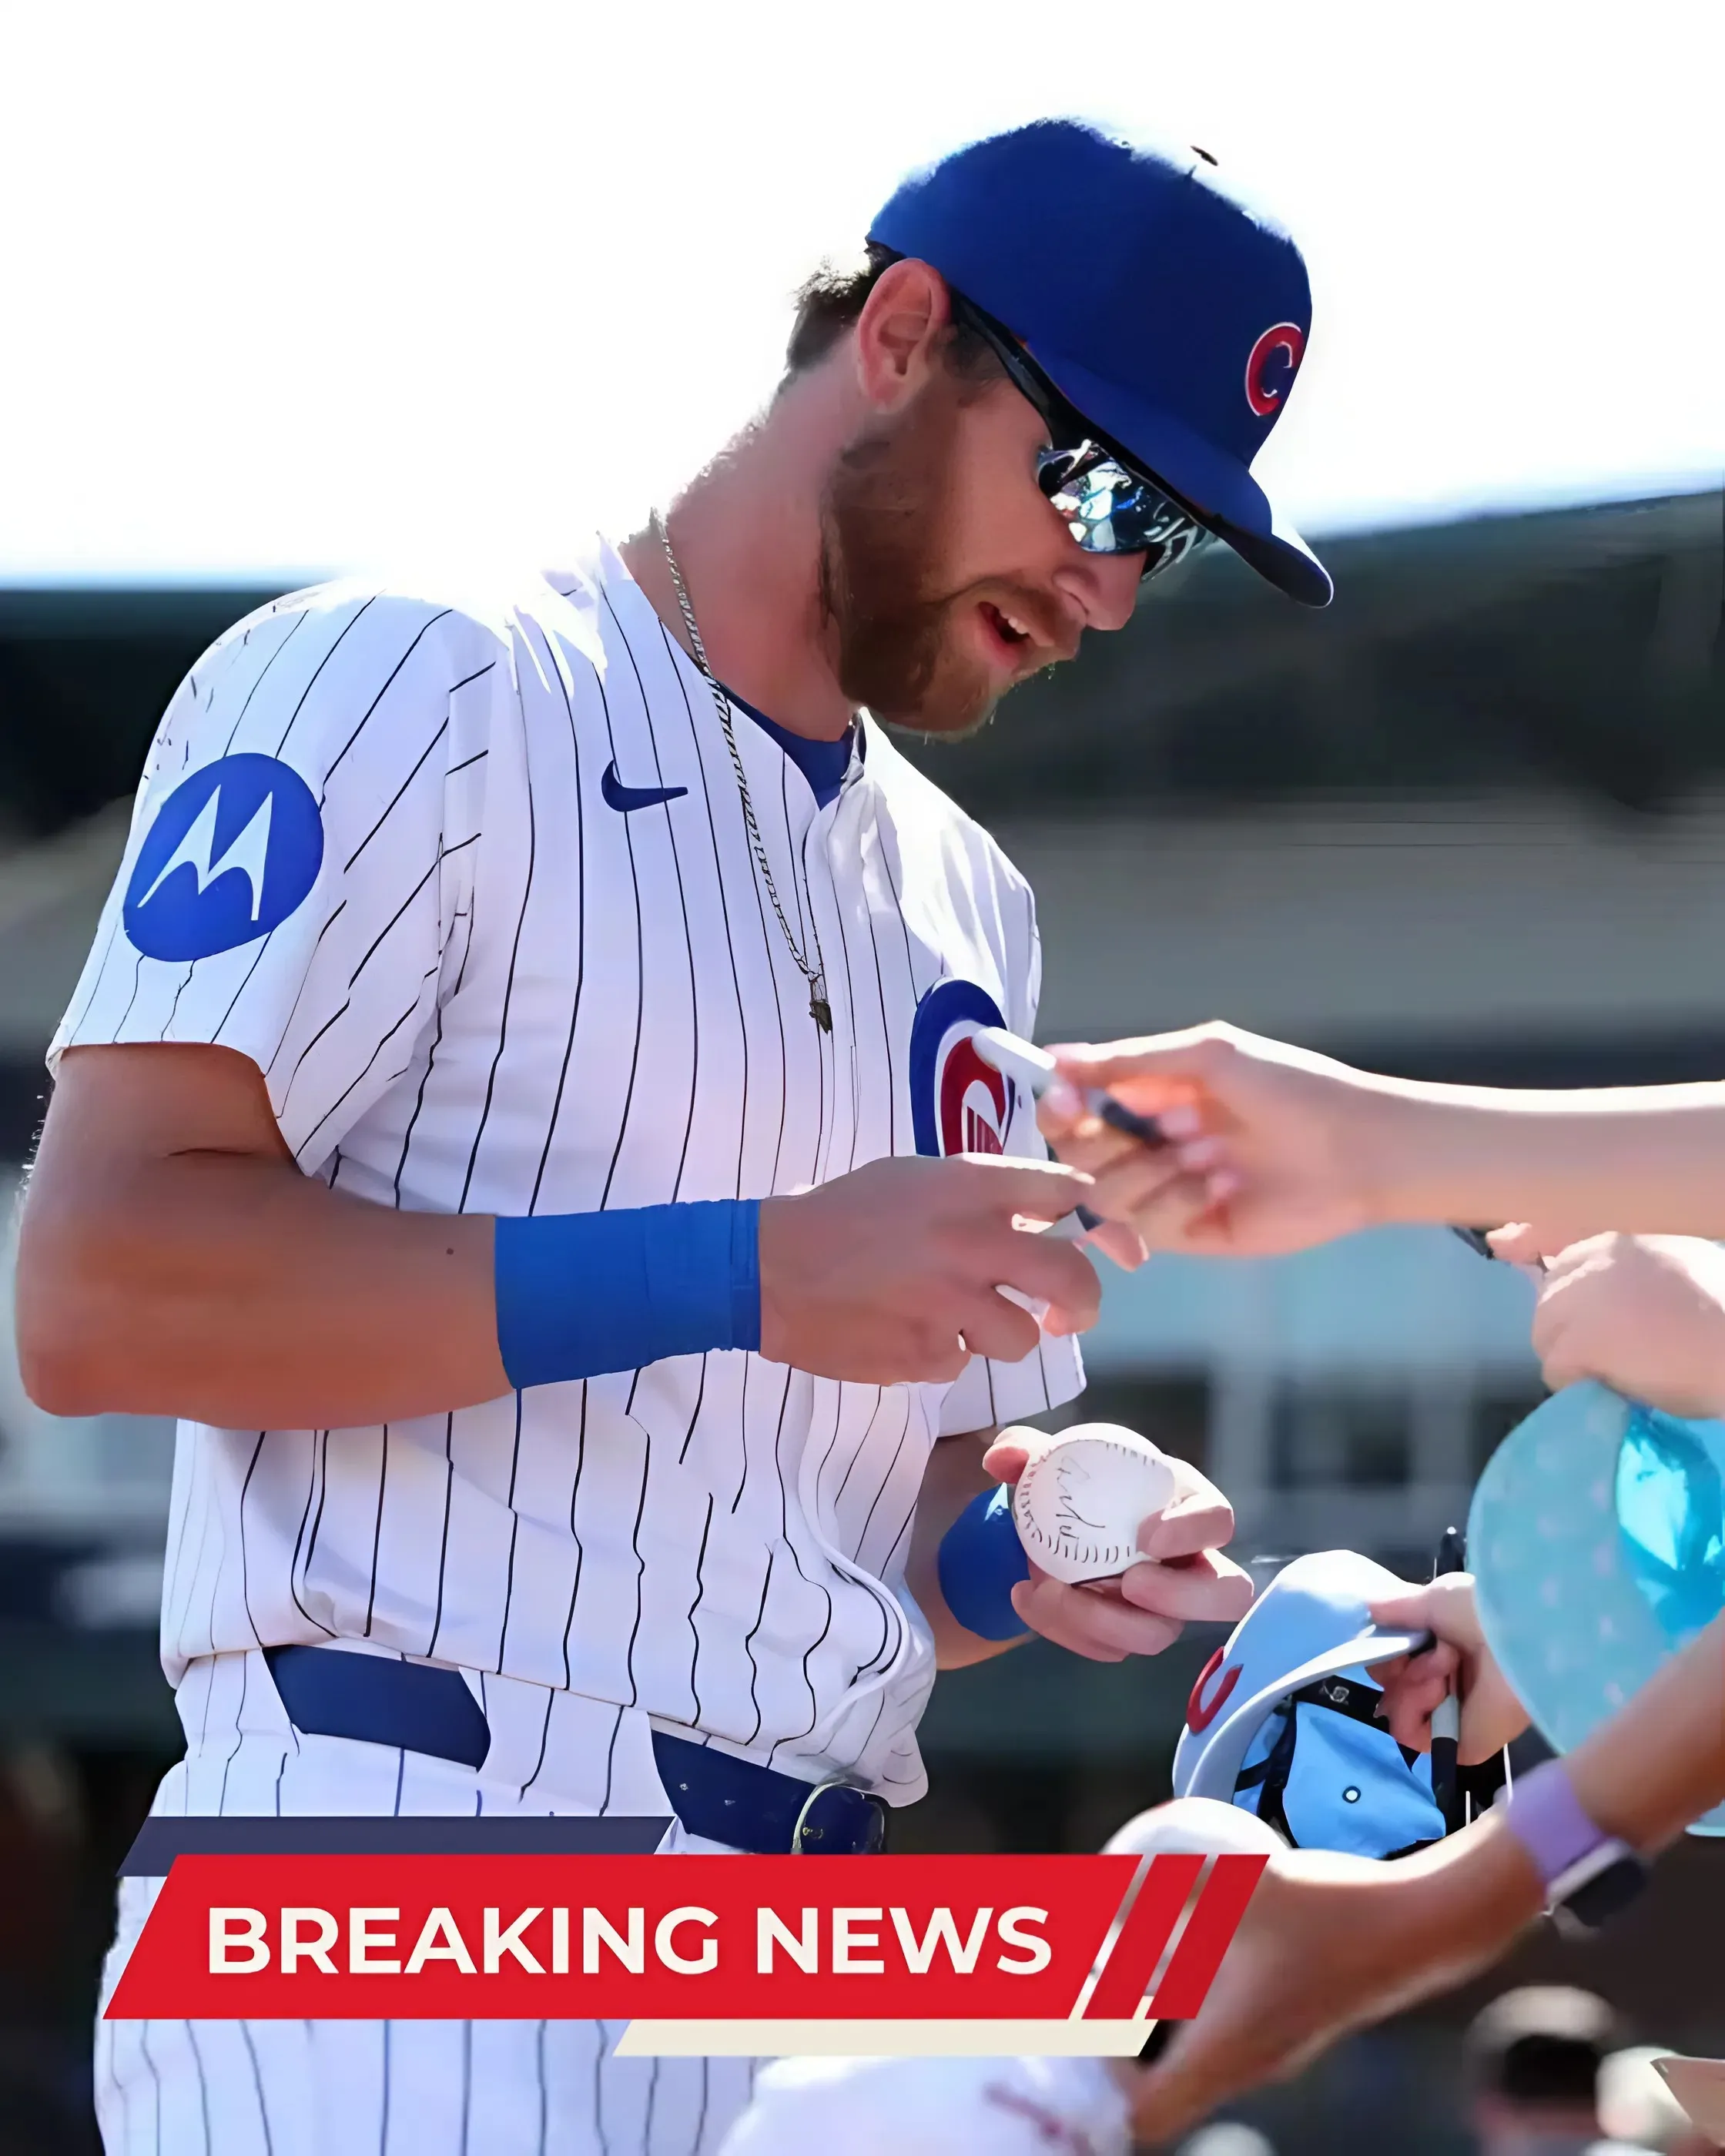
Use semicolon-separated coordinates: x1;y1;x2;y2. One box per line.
93;1652;755;2155
52;542;1083;1816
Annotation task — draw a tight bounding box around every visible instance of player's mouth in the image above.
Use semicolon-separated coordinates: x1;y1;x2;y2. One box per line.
973;599;1074;678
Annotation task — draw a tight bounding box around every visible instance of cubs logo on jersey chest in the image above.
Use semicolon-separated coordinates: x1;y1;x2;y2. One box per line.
909;977;1020;1160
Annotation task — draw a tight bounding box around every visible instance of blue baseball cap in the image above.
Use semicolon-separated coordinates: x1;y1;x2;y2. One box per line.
1469;1382;1725;1837
1172;1551;1443;1860
869;119;1331;606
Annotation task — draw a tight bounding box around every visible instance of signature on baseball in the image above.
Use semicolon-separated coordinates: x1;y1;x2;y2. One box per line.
1010;1424;1175;1584
1051;1456;1107;1536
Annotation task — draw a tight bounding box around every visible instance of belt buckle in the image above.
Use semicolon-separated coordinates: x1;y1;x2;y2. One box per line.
791;1777;889;1855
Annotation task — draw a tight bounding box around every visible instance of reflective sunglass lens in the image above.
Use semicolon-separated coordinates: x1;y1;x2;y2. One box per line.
1037;442;1206;569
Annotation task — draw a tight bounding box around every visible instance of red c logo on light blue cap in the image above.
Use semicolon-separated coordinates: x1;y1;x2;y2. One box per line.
1186;1644;1243;1732
1244;321;1306;417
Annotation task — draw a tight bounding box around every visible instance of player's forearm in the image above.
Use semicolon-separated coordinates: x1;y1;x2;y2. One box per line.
18;1147;505;1426
1362;1076;1725;1236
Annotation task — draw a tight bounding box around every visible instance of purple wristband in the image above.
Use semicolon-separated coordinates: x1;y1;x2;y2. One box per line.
1501;1757;1619;1890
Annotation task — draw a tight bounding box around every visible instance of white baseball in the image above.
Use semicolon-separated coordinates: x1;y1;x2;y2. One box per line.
1103;1796;1288;1861
1010;1423;1176;1585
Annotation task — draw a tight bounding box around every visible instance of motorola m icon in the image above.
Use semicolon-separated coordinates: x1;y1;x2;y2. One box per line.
136;785;275;922
123;753;326;962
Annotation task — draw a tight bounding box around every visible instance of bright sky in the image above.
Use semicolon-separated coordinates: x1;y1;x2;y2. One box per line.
2;1;1720;584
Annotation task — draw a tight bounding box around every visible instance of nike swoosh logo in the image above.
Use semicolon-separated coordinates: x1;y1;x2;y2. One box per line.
601;761;688;814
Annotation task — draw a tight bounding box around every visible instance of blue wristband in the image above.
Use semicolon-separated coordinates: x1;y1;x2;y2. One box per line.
936;1484;1031;1641
494;1200;761;1390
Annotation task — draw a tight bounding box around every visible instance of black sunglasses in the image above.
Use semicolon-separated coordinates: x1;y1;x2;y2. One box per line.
946;287;1214;586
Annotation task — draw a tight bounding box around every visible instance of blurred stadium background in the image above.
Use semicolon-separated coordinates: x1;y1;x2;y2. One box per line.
2;487;1723;2148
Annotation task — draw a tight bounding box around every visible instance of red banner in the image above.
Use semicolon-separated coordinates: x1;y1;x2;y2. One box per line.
107;1853;1264;2027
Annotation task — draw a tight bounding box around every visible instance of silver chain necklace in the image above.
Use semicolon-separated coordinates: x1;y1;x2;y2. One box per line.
654;511;832;1033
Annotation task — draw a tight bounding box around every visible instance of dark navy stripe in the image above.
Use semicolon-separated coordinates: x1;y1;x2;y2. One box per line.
120;1813;672;1871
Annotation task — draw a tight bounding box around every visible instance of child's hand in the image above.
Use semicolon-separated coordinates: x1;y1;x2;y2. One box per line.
1493;1230;1725;1417
1368;1574;1530;1764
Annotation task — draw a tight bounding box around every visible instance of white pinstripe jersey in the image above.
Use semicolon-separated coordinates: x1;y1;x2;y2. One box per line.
52;540;1084;1801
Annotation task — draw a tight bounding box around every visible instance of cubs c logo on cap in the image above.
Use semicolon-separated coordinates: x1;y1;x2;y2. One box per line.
909;979;1013;1158
1244;321;1306;417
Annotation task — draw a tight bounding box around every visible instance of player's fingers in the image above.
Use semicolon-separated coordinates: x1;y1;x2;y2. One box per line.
954;1293;1043;1366
956;1154;1097;1223
981;1434;1032;1484
1141;1465;1236;1559
1020;1574;1184;1660
985;1228;1103;1331
1118;1548;1253;1623
1010;1577;1124;1662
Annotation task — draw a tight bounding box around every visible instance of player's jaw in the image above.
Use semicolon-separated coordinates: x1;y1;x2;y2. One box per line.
819;392;1090;738
832;571;1074;741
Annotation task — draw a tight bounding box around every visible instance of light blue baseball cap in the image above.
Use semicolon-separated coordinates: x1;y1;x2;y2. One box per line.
1469;1381;1725;1838
1173;1550;1445;1860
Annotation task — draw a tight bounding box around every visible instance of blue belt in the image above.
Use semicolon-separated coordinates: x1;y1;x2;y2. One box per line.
263;1645;888;1856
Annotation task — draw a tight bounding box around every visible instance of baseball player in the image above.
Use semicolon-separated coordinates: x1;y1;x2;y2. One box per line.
18;119;1328;2154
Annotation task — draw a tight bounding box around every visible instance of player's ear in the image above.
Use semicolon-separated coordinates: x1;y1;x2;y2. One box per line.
851;256;948;410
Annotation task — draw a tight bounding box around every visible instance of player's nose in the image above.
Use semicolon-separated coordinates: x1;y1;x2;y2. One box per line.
1053;550;1141;636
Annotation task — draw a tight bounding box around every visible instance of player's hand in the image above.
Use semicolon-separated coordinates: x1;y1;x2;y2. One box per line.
980;1437;1252;1662
1489;1229;1725;1417
1037;1023;1394;1262
1127;1816;1546;2145
1366;1575;1530;1765
757;1154;1101;1384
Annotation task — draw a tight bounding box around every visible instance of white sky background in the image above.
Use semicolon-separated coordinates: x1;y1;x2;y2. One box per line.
1;1;1720;584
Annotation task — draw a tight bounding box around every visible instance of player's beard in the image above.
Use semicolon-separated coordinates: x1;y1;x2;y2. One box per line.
818;390;1022;740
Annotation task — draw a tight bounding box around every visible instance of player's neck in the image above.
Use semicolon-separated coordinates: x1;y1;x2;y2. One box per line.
618;393;856;745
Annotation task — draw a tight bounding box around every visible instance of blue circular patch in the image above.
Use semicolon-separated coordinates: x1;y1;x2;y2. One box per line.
124;754;324;962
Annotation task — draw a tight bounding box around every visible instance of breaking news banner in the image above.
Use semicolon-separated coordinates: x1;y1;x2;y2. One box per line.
105;1817;1264;2059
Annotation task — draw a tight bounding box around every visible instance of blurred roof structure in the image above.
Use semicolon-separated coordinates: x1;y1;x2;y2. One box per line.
0;490;1720;850
902;486;1724;816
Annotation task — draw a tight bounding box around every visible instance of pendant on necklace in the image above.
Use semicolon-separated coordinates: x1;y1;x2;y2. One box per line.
810;990;833;1033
